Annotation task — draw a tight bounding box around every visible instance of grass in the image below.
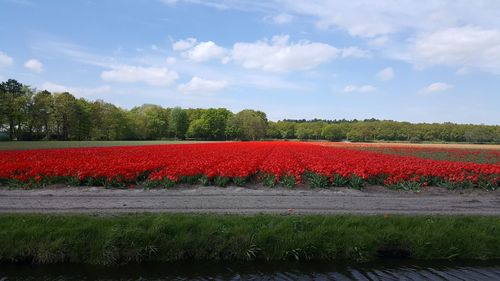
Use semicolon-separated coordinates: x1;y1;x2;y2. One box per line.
0;140;212;150
0;214;499;265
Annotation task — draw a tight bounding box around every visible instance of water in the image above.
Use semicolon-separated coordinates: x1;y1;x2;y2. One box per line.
1;260;500;280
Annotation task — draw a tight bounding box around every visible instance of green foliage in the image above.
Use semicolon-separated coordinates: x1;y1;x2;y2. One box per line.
226;109;268;140
130;104;170;140
321;124;344;141
1;78;499;143
306;172;330;188
198;175;210;186
332;173;349;187
0;214;499;264
213;176;230;187
348;175;365;189
169;107;189;140
261;174;277;187
296;122;324;139
232;177;246;186
143;178;175;188
275;121;296;139
279;175;297;188
265;121;282;139
187;118;209;139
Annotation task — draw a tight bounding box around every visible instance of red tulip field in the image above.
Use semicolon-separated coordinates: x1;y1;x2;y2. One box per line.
0;142;498;190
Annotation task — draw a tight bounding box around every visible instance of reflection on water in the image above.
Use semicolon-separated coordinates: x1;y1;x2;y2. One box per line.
1;260;500;281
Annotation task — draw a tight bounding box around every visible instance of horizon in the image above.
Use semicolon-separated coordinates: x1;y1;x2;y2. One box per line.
1;0;500;125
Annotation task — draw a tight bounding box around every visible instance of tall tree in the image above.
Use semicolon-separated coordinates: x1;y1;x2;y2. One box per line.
169;107;189;139
202;108;232;140
130;104;170;139
322;124;344;141
30;90;54;139
0;79;25;140
52;92;79;140
266;121;282;139
226;109;267;140
187;118;209;138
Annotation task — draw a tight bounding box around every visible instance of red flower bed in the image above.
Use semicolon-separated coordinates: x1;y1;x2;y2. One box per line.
0;142;498;190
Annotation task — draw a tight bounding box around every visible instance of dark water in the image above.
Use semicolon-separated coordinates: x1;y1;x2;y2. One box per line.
1;260;500;281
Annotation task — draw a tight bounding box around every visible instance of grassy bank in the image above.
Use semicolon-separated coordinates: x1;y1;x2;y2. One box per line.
0;214;499;265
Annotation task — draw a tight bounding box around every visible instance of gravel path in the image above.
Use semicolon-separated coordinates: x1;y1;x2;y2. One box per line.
0;185;499;215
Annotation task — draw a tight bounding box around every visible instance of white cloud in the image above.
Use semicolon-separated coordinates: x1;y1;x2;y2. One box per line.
34;41;117;68
41;82;112;96
183;41;227;62
422;82;452;93
376;67;394;81
166;57;177;64
24;59;44;73
177;76;228;93
275;1;408;37
275;1;500;38
0;51;14;67
272;13;293;25
172;38;197;51
231;35;339;72
341;46;371;58
343;84;377;93
456;67;469;76
407;26;500;74
101;65;179;86
171;1;500;75
368;36;390;46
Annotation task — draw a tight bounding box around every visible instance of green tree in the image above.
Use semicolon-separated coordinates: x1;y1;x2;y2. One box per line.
90;100;126;140
187;118;209;138
347;122;376;142
201;108;232;139
226;109;267;140
0;79;25;140
266;121;281;139
322;124;344;141
169;107;189;139
73;99;92;140
52;92;80;140
31;90;54;139
276;121;296;139
130;104;170;139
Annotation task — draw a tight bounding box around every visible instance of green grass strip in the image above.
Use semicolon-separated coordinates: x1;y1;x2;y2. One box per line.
0;214;499;264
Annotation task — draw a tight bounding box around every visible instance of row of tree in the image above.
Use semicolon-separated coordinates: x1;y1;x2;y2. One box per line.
1;79;499;142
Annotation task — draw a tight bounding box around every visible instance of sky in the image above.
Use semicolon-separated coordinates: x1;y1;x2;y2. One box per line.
0;0;499;124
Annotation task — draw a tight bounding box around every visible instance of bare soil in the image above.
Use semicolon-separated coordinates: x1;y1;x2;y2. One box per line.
0;185;499;215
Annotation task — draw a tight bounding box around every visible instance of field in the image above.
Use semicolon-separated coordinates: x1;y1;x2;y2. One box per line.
1;141;498;190
0;140;210;151
322;142;500;164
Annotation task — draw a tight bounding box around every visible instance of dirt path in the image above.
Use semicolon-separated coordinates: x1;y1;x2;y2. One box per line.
0;185;499;215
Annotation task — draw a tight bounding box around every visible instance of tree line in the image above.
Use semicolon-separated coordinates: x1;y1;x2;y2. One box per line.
1;79;499;143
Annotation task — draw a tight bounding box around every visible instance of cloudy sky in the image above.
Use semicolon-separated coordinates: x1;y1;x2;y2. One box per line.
0;0;499;124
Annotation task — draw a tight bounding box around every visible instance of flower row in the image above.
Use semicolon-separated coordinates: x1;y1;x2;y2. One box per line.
0;142;498;190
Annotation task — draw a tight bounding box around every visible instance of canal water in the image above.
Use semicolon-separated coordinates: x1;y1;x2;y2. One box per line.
1;260;499;280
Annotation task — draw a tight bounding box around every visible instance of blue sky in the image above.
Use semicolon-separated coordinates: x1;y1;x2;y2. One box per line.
0;0;499;124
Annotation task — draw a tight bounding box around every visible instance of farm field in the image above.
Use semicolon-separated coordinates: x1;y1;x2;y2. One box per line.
1;141;498;190
0;140;211;151
322;142;500;164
